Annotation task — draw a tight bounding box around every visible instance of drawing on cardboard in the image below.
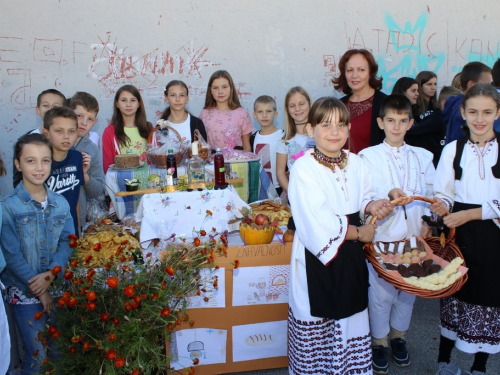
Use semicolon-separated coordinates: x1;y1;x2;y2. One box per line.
233;265;289;306
232;321;287;362
186;268;225;308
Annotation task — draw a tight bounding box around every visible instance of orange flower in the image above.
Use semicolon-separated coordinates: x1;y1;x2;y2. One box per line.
71;336;81;343
114;357;125;368
146;252;152;258
141;293;148;300
84;255;93;265
193;358;200;365
63;272;74;280
100;313;109;322
48;326;57;335
57;299;66;308
51;331;62;340
43;358;49;365
70;259;78;268
233;259;240;269
112;318;120;325
93;243;101;252
122;265;131;272
107;277;119;289
161;282;167;290
206;210;212;216
166;323;174;330
165;266;174;276
160;307;170;317
68;298;78;307
131;370;140;375
215;265;220;270
200;230;206;236
105;349;117;360
51;265;62;276
151;293;159;300
83;341;91;351
193;238;201;247
86;291;96;301
69;240;78;249
87;302;96;310
187;366;195;374
69;346;76;354
68;233;78;241
33;349;39;357
33;311;43;320
124;285;134;297
107;333;117;341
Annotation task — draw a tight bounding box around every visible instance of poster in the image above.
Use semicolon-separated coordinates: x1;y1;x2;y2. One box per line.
186;268;225;309
232;321;288;362
232;265;289;306
170;328;227;369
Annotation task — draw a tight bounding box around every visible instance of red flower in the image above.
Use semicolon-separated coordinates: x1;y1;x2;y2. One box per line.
105;349;117;360
93;243;101;252
33;311;43;320
112;318;120;325
124;285;134;297
51;265;62;276
165;266;174;276
146;252;152;258
48;326;57;335
87;302;96;310
69;240;78;249
151;293;159;300
69;346;76;354
68;298;78;307
33;349;39;357
57;299;66;308
200;230;206;236
131;370;140;375
68;234;78;241
206;210;212;216
161;282;166;290
193;358;200;365
83;341;91;351
107;333;117;341
51;331;62;340
86;291;96;301
63;272;74;280
160;307;170;317
70;259;78;268
122;265;131;272
194;238;201;247
71;336;81;343
100;313;109;322
233;259;240;269
166;323;174;330
107;277;118;289
84;255;93;265
114;357;125;368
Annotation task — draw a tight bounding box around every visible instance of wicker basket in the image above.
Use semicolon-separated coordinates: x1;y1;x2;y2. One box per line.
364;196;468;298
147;124;184;168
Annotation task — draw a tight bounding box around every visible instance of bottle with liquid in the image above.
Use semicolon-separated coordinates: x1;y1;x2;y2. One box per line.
214;148;226;187
166;149;177;178
187;141;205;189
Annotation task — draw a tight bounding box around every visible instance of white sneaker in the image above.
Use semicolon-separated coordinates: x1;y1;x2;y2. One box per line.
436;362;462;375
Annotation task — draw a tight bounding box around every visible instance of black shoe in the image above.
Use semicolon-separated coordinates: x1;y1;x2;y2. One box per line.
390;338;410;367
372;345;389;374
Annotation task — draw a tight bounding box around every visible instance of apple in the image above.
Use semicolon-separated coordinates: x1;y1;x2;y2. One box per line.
254;214;270;226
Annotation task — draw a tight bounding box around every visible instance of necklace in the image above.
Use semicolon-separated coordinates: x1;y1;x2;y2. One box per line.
469;137;495;180
313;147;348;170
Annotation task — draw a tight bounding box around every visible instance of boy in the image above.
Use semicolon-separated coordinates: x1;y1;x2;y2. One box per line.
437;86;461;111
42;107;88;236
444;61;500;143
13;89;66;188
250;96;284;195
359;95;436;374
69;92;105;226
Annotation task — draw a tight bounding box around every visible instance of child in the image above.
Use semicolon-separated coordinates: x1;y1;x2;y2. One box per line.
250;95;284;195
69;92;105;226
276;87;315;194
392;77;419;106
287;96;393;375
416;71;438;116
13;88;66;188
159;80;207;143
42;107;87;236
1;133;74;374
431;83;500;375
199;70;254;151
437;86;461;111
102;85;153;173
359;95;436;374
0;155;9;375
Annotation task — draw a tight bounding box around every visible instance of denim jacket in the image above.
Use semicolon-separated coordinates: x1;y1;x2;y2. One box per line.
1;182;74;296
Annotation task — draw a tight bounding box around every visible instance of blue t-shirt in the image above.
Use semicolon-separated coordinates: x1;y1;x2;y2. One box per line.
46;149;84;235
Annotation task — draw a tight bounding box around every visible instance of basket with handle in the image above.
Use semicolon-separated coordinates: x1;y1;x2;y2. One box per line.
364;195;468;298
147;124;185;167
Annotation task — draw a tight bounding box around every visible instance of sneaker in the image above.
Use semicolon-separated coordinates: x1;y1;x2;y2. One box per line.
436;362;462;375
390;338;410;367
372;345;389;374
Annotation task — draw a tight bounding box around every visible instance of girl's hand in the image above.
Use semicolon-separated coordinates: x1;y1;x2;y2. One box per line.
39;291;54;313
358;224;377;243
82;152;91;174
443;208;482;228
420;222;432;238
430;197;448;217
367;199;393;220
28;271;54;296
388;188;406;200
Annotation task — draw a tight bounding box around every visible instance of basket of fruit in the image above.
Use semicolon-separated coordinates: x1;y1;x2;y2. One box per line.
364;196;468;298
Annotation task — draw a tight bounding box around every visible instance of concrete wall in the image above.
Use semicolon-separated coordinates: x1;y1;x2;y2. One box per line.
1;0;499;194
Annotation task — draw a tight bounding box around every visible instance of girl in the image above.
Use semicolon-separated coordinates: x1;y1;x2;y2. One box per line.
430;84;500;375
102;85;153;173
1;134;74;374
276;86;315;194
199;70;254;151
416;71;438;117
159;80;207;143
287;97;393;375
392;77;419;106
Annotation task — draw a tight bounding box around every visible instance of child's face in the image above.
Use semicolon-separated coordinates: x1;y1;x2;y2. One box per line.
306;111;350;158
210;78;231;105
15;143;52;189
253;103;277;127
377;110;413;147
116;91;140;117
287;93;310;124
461;95;500;142
422;77;437;99
43;117;78;152
74;105;98;138
404;84;420;105
36;93;65;120
165;85;189;111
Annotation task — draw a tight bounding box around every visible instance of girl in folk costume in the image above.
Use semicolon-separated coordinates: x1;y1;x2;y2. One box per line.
287;97;394;375
431;84;500;375
359;95;436;374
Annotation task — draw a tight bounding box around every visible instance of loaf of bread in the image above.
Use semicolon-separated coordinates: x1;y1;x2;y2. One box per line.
115;154;140;168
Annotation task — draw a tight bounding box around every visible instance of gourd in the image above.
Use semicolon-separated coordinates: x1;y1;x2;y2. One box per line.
239;223;275;245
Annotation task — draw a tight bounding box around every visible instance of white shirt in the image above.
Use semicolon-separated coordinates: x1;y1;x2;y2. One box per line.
167;114;192;143
253;129;284;187
276;134;315;170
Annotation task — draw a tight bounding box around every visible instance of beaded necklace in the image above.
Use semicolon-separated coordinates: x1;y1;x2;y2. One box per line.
312;147;348;170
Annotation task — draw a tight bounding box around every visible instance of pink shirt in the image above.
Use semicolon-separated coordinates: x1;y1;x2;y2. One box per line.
199;107;254;149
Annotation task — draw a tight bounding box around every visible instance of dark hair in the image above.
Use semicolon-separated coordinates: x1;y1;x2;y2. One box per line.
203;70;241;110
43;106;78;130
415;71;438;116
438;86;461;110
460;83;500;137
36;89;66;107
283;86;312;140
69;91;99;114
160;80;189;120
379;94;413;119
391;77;418;95
333;49;383;94
492;58;500;87
112;85;152;147
460;62;491;91
14;133;53;162
254;95;277;111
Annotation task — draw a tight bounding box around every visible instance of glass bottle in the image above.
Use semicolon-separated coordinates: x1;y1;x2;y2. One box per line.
214;148;225;187
187;141;205;188
166;149;177;178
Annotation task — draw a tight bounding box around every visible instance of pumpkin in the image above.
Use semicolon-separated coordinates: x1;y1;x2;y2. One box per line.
239;223;275;245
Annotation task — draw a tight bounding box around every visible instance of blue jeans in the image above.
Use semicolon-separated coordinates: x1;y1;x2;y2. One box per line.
10;303;56;374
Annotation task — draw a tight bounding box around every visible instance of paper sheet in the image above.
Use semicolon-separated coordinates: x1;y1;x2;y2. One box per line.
170;328;227;369
232;320;287;362
232;265;289;306
186;268;225;309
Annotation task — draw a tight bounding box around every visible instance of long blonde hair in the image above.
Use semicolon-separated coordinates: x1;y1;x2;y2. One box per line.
283;86;312;141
